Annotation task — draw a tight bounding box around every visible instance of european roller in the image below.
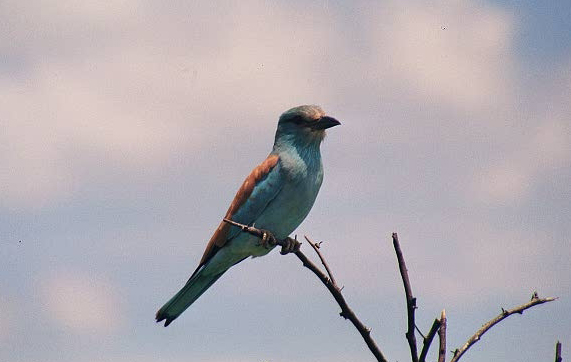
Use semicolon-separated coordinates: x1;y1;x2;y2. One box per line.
156;105;340;326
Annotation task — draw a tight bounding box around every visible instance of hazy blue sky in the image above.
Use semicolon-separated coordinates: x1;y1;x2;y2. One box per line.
1;1;570;361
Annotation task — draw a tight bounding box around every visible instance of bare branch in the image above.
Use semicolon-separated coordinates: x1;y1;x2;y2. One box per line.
306;236;337;286
415;324;426;339
450;294;558;362
223;219;557;362
438;310;447;362
223;218;300;253
555;341;562;362
392;233;419;362
223;218;388;362
419;318;442;362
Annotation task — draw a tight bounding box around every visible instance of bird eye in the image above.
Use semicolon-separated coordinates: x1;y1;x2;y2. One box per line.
284;115;306;125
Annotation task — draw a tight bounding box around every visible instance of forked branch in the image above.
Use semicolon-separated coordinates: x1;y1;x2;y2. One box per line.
419;319;441;362
223;218;557;362
223;218;388;362
450;293;558;362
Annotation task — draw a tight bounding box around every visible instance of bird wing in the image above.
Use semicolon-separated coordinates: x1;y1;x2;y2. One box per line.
194;154;283;271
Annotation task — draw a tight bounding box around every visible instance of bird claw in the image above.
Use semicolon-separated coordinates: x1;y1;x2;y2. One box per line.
258;230;277;249
279;237;301;255
257;231;300;254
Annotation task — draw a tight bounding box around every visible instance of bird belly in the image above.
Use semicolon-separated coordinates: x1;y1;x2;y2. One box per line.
210;180;320;269
201;232;265;275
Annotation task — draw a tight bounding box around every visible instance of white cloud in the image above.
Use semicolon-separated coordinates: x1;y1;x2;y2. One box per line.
39;271;123;334
0;0;341;210
0;68;186;209
0;0;522;211
361;0;515;110
472;119;571;204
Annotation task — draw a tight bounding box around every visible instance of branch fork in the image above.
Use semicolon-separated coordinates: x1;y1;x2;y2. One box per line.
222;218;558;362
222;218;388;362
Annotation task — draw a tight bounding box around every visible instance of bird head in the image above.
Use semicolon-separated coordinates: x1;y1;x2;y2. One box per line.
275;105;340;146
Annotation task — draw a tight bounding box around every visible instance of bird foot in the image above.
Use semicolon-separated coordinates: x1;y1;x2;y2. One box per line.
259;229;277;249
258;230;301;255
279;236;301;255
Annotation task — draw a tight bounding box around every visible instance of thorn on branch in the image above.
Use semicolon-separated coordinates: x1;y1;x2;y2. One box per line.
305;236;338;286
531;291;539;300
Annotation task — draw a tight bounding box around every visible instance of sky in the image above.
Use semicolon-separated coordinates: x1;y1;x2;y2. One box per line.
1;0;570;361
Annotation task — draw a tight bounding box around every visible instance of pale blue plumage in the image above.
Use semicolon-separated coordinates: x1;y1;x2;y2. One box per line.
156;105;340;326
227;161;286;241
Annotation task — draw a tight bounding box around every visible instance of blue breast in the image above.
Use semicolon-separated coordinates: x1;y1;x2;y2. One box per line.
256;146;324;238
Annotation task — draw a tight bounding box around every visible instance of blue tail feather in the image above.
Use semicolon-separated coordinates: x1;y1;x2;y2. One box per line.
155;269;224;327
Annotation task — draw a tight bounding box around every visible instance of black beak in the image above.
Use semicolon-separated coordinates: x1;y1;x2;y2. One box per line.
311;116;341;130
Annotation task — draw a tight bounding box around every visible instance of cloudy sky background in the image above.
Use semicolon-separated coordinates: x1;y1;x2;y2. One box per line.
1;0;570;361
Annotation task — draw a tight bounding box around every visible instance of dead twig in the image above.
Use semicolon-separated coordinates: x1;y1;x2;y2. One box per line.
438;310;447;362
419;318;442;362
392;233;419;362
223;219;557;362
450;293;558;362
223;218;388;362
306;238;337;286
555;341;562;362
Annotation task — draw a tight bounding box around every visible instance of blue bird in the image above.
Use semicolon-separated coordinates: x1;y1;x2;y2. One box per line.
156;105;340;326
